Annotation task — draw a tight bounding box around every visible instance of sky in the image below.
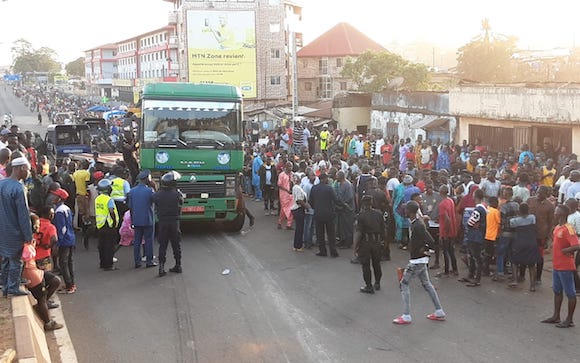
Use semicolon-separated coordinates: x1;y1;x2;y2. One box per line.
0;0;578;67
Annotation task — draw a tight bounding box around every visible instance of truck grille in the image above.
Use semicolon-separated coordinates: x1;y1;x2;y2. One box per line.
177;181;226;198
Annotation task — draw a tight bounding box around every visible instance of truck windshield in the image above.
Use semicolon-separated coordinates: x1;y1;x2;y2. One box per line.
55;128;88;146
142;100;241;149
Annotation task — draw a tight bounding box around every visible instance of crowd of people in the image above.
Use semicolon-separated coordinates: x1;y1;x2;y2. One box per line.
244;122;580;326
0;85;184;333
1;81;580;332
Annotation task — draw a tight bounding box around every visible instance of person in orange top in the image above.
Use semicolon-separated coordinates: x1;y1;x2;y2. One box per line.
541;204;580;328
484;197;501;276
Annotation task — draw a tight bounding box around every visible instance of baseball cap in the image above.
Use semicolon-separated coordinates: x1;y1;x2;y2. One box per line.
52;188;69;201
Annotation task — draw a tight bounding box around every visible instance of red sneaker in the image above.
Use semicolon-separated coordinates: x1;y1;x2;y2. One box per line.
392;316;412;325
426;313;445;321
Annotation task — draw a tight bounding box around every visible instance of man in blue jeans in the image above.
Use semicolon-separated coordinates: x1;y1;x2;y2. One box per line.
393;201;445;325
0;156;32;297
128;170;157;268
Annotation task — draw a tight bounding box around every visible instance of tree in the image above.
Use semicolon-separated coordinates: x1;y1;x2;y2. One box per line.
10;39;60;74
341;50;430;92
66;57;85;77
456;19;517;82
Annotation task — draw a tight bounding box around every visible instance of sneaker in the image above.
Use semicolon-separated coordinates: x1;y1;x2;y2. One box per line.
360;285;374;294
392;316;412;325
113;257;118;263
373;283;381;291
169;266;182;273
47;300;59;309
44;320;63;331
426;313;446;321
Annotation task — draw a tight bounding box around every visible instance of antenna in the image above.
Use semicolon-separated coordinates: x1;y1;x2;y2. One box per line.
387;77;405;90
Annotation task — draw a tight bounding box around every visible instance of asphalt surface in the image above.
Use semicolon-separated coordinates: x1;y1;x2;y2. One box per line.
2;85;579;363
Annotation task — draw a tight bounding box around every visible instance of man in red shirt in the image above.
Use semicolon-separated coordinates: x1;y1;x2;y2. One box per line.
380;139;393;167
35;206;57;271
437;185;458;276
541;204;580;328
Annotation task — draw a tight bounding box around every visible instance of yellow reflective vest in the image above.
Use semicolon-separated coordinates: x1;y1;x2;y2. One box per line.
110;177;126;200
95;194;119;229
320;130;330;151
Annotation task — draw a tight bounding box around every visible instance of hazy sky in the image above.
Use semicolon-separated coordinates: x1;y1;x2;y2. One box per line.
0;0;578;66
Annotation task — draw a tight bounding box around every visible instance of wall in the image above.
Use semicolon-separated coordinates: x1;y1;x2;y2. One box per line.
333;107;371;132
372;91;450;114
450;85;580;124
459;116;580;154
370;111;426;141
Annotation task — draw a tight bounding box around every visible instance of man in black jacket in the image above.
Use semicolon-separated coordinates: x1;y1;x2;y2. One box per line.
393;201;446;325
309;173;341;257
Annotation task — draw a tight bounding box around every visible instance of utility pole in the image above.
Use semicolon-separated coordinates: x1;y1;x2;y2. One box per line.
291;31;298;127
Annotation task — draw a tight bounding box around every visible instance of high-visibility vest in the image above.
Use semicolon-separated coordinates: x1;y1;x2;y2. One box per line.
320;130;330;151
110;177;126;200
95;194;118;229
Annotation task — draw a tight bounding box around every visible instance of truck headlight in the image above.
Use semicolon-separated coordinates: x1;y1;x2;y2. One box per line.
225;176;236;197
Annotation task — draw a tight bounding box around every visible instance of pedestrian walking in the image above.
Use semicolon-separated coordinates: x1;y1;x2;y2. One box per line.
153;171;184;277
127;170;157;268
393;201;445;325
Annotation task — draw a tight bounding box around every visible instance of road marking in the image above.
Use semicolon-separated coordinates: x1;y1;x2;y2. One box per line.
51;296;78;363
221;233;334;363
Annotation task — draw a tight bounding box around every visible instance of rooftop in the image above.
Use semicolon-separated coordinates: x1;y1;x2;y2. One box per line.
297;22;386;58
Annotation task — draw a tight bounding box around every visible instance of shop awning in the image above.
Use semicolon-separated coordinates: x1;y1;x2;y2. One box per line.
411;116;449;130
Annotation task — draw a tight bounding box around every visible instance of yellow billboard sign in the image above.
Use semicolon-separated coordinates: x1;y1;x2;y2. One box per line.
187;10;257;98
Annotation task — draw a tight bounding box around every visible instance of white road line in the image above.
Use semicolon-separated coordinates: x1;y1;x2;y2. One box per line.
221;233;335;363
51;296;78;363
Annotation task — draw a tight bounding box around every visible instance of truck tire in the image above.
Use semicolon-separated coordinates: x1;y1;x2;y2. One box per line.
224;213;245;233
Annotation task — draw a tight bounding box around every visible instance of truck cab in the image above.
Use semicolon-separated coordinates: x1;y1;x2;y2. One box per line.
45;124;91;161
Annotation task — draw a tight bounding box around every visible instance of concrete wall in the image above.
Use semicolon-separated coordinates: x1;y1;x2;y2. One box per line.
450;86;580;124
333;107;371;132
372;91;450;114
370;111;426;141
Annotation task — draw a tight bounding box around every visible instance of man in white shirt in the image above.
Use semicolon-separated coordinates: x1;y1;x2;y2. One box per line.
386;167;400;199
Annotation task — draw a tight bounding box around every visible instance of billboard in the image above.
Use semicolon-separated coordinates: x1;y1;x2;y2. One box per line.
187;10;257;98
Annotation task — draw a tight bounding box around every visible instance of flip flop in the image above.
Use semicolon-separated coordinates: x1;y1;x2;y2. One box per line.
541;318;561;324
457;277;470;283
555;321;575;328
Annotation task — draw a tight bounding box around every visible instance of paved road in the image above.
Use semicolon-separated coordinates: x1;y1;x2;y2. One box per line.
59;204;579;363
2;86;579;362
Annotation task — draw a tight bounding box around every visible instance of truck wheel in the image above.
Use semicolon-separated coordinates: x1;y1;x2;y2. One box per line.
224;213;245;233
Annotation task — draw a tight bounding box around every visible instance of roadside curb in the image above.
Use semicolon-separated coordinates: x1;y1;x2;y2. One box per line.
10;295;77;363
11;295;51;362
49;296;78;363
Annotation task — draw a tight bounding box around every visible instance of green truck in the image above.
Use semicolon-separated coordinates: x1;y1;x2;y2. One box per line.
140;82;245;231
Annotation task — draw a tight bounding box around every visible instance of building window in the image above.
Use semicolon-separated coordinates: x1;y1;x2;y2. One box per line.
318;77;332;99
270;76;281;85
340;81;347;90
271;49;281;58
319;58;328;75
337;58;343;67
302;59;308;68
305;82;312;91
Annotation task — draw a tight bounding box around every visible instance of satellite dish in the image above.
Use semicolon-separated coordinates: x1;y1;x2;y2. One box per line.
387;77;405;90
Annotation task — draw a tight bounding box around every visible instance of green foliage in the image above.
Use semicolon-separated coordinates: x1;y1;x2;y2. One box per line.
456;20;517;82
65;57;85;77
10;39;60;74
340;50;430;92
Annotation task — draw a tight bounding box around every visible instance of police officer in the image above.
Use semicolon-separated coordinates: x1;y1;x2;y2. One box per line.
153;171;184;277
354;195;385;294
109;166;131;219
95;179;119;271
